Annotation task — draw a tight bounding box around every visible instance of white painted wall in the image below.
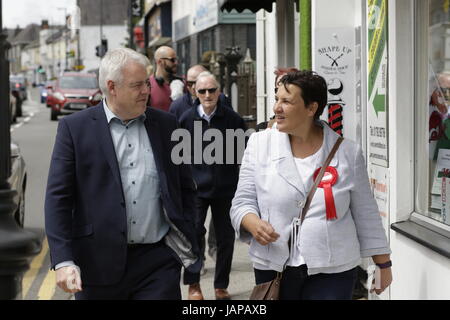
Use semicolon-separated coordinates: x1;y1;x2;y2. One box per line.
79;25;128;72
256;1;298;123
172;0;196;41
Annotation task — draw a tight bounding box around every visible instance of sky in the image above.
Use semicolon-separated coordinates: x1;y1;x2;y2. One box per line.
2;0;77;28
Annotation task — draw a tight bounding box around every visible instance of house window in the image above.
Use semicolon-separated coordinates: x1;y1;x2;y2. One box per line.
416;0;450;227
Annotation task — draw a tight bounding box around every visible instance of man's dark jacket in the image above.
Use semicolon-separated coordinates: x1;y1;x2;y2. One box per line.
45;103;200;286
178;99;247;199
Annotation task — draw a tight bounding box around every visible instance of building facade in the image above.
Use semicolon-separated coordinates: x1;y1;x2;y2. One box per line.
172;0;256;76
77;0;129;72
239;0;450;299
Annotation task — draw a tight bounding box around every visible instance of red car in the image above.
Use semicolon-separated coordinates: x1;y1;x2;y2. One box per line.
47;72;102;121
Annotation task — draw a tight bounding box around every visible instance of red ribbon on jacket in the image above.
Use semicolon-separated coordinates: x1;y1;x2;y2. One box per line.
313;166;339;220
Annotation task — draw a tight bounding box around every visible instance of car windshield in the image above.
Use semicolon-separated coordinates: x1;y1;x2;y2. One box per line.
59;76;98;89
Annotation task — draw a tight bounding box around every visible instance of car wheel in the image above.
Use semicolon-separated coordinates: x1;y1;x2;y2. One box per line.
14;188;25;228
51;108;58;121
16;99;23;117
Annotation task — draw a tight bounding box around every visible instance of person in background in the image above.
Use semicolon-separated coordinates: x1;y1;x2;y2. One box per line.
148;46;185;112
45;48;200;300
180;72;248;300
230;70;392;300
169;65;233;120
170;64;233;266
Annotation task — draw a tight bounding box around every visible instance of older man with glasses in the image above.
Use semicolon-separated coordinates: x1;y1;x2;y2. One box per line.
169;64;233;120
178;71;248;300
148;46;185;112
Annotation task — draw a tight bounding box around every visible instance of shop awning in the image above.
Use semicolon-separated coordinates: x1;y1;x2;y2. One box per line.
219;0;299;13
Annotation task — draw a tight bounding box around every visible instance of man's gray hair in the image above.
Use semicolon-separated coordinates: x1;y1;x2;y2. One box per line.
195;71;220;88
99;48;150;96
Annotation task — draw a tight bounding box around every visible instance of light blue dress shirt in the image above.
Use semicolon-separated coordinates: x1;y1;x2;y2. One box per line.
197;104;217;123
103;100;169;244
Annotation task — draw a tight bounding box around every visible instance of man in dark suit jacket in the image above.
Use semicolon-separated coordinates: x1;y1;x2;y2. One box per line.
45;48;200;300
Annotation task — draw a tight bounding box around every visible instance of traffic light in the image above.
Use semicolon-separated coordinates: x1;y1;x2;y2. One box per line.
95;45;101;57
101;39;108;54
95;40;108;58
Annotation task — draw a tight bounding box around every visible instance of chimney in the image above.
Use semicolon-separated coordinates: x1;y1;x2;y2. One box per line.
41;20;49;29
14;25;21;36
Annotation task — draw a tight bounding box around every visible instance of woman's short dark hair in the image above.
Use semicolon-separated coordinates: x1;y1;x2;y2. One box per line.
279;70;328;120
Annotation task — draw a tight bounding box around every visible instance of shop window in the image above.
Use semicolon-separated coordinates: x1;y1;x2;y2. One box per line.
417;0;450;227
198;29;215;61
177;39;190;76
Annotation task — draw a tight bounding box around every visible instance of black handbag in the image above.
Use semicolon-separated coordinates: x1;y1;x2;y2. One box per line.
249;137;344;300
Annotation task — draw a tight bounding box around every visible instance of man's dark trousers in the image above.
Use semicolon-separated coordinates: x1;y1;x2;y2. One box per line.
75;240;182;300
184;197;235;289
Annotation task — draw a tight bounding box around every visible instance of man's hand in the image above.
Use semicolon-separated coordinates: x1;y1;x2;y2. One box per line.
56;266;82;293
242;213;280;246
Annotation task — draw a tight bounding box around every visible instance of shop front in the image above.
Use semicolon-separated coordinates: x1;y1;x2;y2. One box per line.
221;0;450;299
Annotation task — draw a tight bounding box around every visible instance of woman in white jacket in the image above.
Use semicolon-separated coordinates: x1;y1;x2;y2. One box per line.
230;70;392;300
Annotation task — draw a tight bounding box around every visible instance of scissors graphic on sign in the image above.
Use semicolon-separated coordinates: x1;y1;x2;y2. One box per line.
326;53;344;67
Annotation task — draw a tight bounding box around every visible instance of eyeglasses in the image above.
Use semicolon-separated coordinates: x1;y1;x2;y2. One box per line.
186;81;196;87
161;57;177;63
197;88;218;95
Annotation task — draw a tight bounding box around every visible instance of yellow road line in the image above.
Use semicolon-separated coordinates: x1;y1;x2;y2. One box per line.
22;237;49;298
37;266;57;300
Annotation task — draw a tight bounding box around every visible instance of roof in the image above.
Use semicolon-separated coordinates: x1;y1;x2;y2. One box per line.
23;38;40;50
45;29;65;44
3;28;22;42
10;24;40;45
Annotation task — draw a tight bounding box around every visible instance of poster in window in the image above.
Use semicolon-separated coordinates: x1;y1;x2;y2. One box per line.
367;0;388;167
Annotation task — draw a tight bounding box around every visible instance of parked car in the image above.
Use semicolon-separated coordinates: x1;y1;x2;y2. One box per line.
8;142;27;227
10;90;17;123
10;75;28;118
47;72;102;121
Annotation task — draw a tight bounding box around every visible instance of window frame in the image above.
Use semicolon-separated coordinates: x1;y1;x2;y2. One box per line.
414;0;450;228
391;0;450;257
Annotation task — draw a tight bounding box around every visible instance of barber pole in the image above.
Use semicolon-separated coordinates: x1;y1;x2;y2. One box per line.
327;78;345;136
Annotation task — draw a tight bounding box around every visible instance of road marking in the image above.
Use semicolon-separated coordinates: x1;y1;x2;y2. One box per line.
23;113;34;123
38;263;57;300
10;123;23;132
10;111;36;132
22;238;49;298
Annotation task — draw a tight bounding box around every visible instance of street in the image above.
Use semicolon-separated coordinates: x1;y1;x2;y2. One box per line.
11;87;255;300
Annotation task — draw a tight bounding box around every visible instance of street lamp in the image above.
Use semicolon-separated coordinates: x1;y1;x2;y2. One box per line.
0;0;42;299
57;7;69;71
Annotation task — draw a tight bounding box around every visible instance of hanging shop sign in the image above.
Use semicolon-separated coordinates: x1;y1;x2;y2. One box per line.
195;0;219;33
367;0;389;167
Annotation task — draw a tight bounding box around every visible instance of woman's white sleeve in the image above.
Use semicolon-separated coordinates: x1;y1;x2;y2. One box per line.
230;133;260;243
350;144;391;257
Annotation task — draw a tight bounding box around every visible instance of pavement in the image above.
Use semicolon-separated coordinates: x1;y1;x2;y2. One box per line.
180;213;255;300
